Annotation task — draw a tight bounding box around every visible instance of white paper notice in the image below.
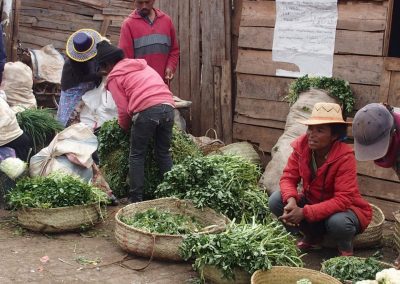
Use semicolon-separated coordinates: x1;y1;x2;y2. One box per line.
272;0;338;78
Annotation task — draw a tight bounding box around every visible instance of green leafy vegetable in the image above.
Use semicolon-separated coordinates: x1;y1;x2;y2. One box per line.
7;172;109;209
97;119;202;198
321;256;384;283
286;75;354;114
120;208;203;235
155;155;269;221
16;108;64;154
180;218;303;282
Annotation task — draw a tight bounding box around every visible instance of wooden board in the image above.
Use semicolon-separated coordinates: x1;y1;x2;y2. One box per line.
357;161;399;182
233;123;283;152
358;175;400;203
240;0;388;32
388;72;400;107
235;97;290;122
234;114;286;130
364;196;400;222
238;27;384;56
236;50;384;86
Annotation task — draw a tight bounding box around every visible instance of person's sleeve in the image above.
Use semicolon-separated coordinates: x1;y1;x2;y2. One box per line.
303;154;357;222
107;79;131;131
118;20;134;59
166;19;179;72
279;150;301;204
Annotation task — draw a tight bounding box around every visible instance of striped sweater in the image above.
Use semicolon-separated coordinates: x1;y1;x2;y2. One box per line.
118;9;180;79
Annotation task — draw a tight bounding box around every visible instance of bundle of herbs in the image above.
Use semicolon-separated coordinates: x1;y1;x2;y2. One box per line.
16;108;64;154
321;256;384;283
180;218;303;282
7;172;109;209
155;155;269;221
120;208;203;235
98;119;203;198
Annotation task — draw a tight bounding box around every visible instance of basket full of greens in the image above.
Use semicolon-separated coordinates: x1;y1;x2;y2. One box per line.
180;218;303;283
7;172;108;233
115;197;230;261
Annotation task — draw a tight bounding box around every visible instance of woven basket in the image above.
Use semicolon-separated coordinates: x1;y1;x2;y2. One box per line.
322;203;384;248
202;265;250;284
195;129;225;155
114;198;230;261
217;142;261;165
394;211;400;252
17;203;106;233
251;266;341;284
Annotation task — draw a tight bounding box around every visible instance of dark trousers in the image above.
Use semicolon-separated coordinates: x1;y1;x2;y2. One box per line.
129;104;174;202
3;132;33;162
269;190;360;252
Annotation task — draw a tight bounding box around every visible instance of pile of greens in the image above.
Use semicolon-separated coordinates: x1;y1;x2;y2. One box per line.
120;208;203;235
155;155;269;221
7;172;109;209
180;218;303;282
321;256;384;283
286;75;355;114
16;108;64;154
98;119;202;198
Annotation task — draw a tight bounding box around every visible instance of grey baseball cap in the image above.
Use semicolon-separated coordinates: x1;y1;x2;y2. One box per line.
352;103;394;161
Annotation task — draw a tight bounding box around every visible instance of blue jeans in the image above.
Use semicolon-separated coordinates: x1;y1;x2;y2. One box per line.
129;104;174;202
269;190;360;252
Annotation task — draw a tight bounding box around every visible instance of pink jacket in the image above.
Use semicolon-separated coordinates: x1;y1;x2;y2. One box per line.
106;58;175;131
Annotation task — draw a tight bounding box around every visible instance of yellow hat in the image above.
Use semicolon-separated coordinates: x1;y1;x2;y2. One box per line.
298;102;350;125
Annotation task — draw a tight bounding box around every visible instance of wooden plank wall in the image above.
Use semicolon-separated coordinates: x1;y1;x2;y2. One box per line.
15;0;233;142
234;0;400;220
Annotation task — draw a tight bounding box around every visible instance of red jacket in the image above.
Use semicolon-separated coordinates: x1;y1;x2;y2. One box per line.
118;9;179;79
280;135;372;232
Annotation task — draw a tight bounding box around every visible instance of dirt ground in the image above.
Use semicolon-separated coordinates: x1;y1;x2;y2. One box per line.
0;206;397;284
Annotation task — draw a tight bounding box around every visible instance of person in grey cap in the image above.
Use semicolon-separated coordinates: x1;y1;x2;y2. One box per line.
352;102;400;267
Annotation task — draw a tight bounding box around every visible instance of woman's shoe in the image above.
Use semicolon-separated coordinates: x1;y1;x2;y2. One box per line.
296;239;322;251
339;250;353;256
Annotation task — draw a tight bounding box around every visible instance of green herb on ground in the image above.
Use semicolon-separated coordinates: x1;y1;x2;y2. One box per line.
321;256;384;283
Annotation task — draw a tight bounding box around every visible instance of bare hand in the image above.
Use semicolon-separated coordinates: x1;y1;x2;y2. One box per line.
165;68;174;80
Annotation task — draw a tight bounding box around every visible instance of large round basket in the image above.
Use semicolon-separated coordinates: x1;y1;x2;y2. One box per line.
394;211;400;252
202;265;250;284
251;266;341;284
323;203;384;248
115;198;230;261
17;203;106;233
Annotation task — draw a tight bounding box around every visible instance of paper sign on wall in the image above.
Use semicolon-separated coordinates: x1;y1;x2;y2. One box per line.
272;0;338;78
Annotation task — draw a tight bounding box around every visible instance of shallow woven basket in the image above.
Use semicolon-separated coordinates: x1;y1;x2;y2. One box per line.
322;203;384;248
115;198;230;261
202;265;251;284
251;266;341;284
17;203;106;233
394;210;400;252
217;142;261;165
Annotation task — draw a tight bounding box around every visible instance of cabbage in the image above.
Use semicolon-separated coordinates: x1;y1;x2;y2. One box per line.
0;158;27;180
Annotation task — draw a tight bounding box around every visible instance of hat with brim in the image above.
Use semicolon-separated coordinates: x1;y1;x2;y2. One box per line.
298;102;350;125
352;103;394;161
66;29;102;62
354;133;391;161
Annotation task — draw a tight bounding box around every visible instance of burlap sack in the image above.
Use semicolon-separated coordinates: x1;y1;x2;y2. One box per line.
259;89;338;194
1;61;36;110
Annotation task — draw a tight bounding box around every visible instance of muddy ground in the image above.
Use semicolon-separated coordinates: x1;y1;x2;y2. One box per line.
0;206;397;284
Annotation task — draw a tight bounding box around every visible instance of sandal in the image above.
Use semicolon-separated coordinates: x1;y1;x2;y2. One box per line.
296;239;322;251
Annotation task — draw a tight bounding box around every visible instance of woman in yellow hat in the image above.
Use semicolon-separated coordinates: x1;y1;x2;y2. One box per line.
269;102;372;256
57;29;103;127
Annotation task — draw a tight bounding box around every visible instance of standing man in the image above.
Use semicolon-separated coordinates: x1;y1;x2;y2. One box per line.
352;103;400;267
119;0;179;83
